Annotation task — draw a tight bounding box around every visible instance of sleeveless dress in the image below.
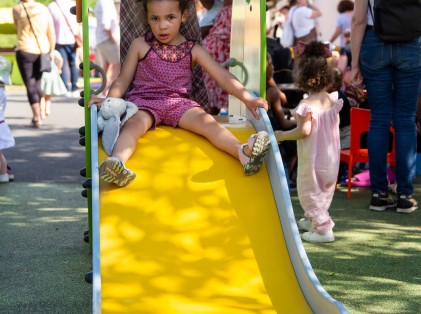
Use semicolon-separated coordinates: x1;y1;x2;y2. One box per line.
41;50;67;96
126;34;202;128
292;93;343;233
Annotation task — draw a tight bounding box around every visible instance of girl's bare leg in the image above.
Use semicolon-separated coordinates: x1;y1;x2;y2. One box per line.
45;95;52;116
40;97;46;119
0;151;7;175
99;110;154;186
110;110;154;163
179;108;243;159
179;108;270;175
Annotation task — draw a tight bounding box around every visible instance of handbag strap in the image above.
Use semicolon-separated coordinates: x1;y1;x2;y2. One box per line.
21;2;43;54
54;0;77;37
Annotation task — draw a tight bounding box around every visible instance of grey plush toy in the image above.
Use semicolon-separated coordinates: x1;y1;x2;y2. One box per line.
97;97;138;156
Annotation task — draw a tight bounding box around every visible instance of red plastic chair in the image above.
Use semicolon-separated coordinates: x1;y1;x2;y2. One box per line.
339;107;396;199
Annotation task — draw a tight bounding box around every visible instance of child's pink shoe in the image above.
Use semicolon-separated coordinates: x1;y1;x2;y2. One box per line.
238;131;270;175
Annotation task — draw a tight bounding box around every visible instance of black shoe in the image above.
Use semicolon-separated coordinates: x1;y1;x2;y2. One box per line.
369;192;397;211
396;195;418;213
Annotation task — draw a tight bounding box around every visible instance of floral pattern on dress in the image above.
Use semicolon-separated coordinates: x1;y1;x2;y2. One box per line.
146;33;195;63
202;6;232;113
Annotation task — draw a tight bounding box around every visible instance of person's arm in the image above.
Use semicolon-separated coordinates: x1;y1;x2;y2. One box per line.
307;2;322;19
46;12;56;54
275;111;312;141
267;86;296;130
350;0;368;85
12;5;20;29
329;25;342;43
193;44;268;119
267;77;288;106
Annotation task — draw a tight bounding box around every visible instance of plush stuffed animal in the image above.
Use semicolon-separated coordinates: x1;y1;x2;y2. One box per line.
97;97;138;156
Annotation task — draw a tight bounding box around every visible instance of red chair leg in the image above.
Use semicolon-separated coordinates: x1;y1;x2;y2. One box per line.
347;162;353;199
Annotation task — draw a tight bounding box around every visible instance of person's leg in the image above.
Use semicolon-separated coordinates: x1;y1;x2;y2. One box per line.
99;40;120;95
0;151;6;175
40;96;46;119
99;110;154;186
0;151;8;182
68;45;79;92
360;30;393;195
178;108;242;158
392;39;421;197
107;63;120;88
56;44;70;92
179;108;270;175
110;110;154;162
15;51;42;126
45;95;52;116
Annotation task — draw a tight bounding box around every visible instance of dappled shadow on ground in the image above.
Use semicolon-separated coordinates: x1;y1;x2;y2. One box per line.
291;187;421;314
0;183;91;313
5;129;85;183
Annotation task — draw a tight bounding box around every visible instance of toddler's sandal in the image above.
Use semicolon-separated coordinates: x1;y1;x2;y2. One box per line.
99;157;136;187
239;131;270;176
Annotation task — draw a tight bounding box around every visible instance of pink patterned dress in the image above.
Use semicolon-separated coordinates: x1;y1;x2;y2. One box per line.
292;93;343;233
126;34;202;129
202;5;232;113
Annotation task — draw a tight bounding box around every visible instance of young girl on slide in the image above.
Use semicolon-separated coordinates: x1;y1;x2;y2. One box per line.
276;41;343;243
89;0;270;187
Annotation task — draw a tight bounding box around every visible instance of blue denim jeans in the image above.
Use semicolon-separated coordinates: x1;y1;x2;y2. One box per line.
360;29;421;195
56;44;79;92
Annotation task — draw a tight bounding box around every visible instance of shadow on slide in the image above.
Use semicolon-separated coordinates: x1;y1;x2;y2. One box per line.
89;108;349;313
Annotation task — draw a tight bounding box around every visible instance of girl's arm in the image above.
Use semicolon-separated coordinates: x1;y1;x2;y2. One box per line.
275;112;312;142
192;45;268;119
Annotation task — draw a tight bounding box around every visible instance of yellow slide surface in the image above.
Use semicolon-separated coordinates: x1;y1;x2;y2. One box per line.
98;123;312;313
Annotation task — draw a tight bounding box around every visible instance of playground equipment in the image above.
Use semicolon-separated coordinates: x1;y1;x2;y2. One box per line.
75;0;349;313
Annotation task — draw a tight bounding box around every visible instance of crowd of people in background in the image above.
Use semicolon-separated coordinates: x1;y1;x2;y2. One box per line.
2;0;420;223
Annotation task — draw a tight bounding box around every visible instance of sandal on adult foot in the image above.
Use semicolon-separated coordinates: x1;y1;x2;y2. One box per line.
31;119;41;128
238;131;270;176
99;157;136;187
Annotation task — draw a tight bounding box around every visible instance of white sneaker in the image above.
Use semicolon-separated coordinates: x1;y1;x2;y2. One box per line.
301;230;335;243
297;218;311;231
71;90;80;98
0;173;9;183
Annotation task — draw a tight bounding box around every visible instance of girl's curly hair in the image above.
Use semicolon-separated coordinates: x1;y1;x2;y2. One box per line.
292;41;332;93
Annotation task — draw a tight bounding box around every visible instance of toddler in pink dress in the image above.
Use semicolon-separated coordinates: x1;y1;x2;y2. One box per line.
276;41;342;243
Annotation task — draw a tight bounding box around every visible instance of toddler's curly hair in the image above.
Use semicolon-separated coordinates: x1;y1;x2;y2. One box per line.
293;41;332;93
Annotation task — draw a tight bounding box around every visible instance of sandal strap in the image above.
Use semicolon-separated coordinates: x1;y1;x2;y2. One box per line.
247;134;257;149
238;144;250;165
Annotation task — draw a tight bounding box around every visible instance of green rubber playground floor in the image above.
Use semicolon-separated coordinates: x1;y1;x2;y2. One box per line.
292;185;421;314
1;86;420;313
